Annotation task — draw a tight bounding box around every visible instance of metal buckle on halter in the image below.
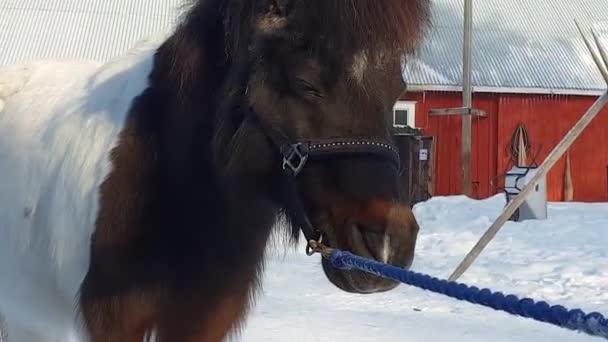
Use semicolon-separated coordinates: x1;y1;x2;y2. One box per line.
282;143;309;176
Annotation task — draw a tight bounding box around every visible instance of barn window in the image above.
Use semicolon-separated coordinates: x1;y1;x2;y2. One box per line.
393;101;416;128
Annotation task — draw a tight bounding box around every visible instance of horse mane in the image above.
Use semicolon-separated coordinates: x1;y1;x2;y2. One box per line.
309;0;431;54
160;0;431;95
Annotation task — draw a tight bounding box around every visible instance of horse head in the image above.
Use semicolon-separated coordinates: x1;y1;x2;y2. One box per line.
215;0;431;294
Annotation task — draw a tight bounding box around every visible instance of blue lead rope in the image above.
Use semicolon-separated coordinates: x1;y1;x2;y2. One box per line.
329;249;608;340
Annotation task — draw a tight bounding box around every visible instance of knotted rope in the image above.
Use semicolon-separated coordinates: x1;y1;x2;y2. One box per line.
309;242;608;340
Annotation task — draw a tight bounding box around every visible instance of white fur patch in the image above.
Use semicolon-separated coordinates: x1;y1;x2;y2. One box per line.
381;234;392;263
256;15;287;33
0;36;162;341
350;50;393;84
351;50;369;83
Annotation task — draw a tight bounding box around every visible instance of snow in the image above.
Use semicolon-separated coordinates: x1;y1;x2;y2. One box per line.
239;195;608;341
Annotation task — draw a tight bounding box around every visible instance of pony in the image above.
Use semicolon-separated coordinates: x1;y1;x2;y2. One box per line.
0;0;431;340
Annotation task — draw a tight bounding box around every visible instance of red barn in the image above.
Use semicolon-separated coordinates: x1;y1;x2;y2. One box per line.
396;0;608;202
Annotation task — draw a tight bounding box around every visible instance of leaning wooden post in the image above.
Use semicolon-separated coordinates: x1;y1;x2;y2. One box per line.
448;22;608;281
575;20;608;82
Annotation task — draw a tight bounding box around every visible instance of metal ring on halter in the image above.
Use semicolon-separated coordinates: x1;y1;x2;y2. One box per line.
306;239;334;258
305;231;324;256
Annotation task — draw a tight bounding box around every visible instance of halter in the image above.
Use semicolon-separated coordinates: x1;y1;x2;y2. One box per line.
247;107;401;255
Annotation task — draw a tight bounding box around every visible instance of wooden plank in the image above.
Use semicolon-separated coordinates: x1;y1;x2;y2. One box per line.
448;91;608;282
429;107;487;117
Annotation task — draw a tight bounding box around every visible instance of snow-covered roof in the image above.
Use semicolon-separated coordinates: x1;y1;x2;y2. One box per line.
404;0;608;95
0;0;185;65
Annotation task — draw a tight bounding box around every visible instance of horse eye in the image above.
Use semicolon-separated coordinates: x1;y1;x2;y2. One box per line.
295;78;322;98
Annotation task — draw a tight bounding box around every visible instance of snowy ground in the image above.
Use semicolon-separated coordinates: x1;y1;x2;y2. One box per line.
239;195;608;341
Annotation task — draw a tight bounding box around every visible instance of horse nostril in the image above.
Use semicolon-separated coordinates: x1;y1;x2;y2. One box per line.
355;224;390;263
356;219;385;233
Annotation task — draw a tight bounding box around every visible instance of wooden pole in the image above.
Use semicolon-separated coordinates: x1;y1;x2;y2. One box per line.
517;128;527;166
0;311;6;342
448;91;608;282
575;20;608;83
563;151;574;201
461;0;473;196
592;29;608;80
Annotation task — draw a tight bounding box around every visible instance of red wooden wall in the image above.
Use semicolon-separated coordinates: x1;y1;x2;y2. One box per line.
497;94;608;202
402;91;608;202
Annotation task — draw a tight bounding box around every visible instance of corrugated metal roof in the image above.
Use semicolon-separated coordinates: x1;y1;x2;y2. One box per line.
0;0;185;65
2;0;608;95
404;0;608;94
